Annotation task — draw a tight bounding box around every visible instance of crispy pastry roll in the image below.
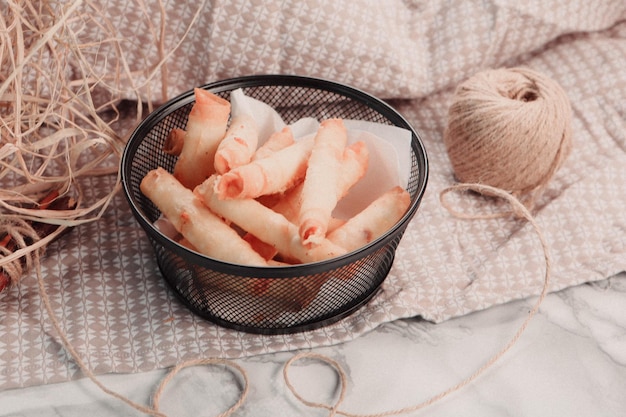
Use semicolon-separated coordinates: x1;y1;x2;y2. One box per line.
272;140;369;223
327;186;410;252
195;176;347;264
297;118;348;246
214;135;315;200
214;113;259;174
173;88;230;189
252;126;295;161
140;167;267;266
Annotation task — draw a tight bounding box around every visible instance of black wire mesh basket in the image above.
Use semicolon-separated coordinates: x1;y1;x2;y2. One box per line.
121;75;428;334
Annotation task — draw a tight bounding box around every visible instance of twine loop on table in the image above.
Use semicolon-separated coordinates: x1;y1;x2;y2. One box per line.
283;352;349;417
283;183;553;417
151;358;249;417
33;251;249;417
283;67;569;416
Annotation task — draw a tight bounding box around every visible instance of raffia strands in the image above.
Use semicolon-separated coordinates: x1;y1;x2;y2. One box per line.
2;1;243;415
0;0;204;288
443;67;573;207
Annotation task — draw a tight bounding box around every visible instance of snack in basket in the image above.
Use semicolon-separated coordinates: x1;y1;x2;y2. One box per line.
141;88;411;269
270;140;370;224
140;167;268;266
173;88;231;189
327;186;410;252
298;118;348;246
214;135;315;199
213;113;259;174
251;126;295;161
195;176;347;264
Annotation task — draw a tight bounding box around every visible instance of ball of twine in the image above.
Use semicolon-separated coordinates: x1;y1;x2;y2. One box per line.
443;67;573;205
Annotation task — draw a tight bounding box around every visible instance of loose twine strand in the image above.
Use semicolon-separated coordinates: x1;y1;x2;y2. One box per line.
283;65;571;415
34;249;249;417
31;184;552;417
283;183;552;416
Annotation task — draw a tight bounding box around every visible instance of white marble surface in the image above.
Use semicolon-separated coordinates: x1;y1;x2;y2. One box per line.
1;272;625;417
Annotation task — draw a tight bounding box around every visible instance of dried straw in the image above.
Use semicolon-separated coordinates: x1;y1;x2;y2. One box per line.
3;1;252;415
0;0;203;287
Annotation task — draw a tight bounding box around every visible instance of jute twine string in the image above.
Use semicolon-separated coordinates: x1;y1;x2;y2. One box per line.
443;67;572;209
283;184;552;416
282;67;570;415
34;252;249;417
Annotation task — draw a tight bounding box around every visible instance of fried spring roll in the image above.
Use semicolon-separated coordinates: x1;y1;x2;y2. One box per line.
140;168;267;266
242;233;278;261
163;128;186;156
214;136;315;200
144;170;326;312
214;113;259;174
272;140;369;223
195;176;347;264
327;217;347;234
173;88;230;189
298;119;348;246
252;126;295;161
327;186;411;252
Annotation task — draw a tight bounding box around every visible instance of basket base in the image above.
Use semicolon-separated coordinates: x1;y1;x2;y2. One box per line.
157;259;391;335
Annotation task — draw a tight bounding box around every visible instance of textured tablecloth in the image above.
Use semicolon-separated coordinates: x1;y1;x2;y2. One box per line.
1;0;625;389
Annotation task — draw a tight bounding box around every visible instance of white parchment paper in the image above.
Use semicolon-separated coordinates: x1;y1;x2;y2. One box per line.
230;88;413;217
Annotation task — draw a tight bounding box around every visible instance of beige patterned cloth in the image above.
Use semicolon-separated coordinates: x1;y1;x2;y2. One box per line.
1;0;626;389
